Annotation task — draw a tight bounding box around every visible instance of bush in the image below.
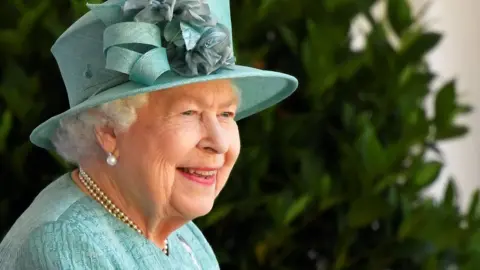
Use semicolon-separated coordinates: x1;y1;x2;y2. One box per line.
1;0;479;269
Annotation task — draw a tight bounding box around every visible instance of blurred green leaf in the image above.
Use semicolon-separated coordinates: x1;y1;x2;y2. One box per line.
443;178;457;208
398;210;423;240
319;195;346;211
342;103;355;129
400;32;442;64
423;256;438;270
339;55;366;79
10;0;26;13
467;190;480;223
41;9;67;37
17;0;50;34
463;256;480;270
347;195;392;227
299;151;330;196
0;29;23;54
11;142;33;179
374;174;403;193
387;0;413;36
318;174;332;197
255;241;268;265
334;229;356;269
0;110;13;152
203;205;233;227
436;125;469;140
267;193;292;225
413;161;442;190
0;61;40;121
457;104;474;114
278;26;298;53
283;195;311;225
355;120;387;182
434;80;456;128
468;230;480;253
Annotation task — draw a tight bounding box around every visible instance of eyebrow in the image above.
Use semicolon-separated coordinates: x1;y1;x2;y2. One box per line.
179;94;238;108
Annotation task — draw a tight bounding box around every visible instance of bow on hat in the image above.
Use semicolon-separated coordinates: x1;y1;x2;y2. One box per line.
87;0;235;86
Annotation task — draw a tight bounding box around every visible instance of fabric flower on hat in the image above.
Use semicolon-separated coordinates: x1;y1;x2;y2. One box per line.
88;0;235;81
167;24;235;76
161;0;233;76
123;0;176;24
174;0;216;27
123;0;214;26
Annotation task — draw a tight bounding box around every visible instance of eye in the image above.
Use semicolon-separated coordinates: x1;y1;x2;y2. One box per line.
219;112;235;118
181;110;197;116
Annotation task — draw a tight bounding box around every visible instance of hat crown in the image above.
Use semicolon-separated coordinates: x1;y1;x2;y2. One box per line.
51;0;233;108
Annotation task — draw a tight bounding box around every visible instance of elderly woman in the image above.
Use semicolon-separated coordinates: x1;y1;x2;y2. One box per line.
0;0;297;269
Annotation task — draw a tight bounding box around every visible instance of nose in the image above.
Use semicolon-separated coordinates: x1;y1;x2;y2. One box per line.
198;113;229;154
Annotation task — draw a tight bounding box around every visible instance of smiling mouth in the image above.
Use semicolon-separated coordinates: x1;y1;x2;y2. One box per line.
178;168;217;177
177;167;218;185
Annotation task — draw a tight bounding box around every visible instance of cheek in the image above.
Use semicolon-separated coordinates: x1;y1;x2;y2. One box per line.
126;121;201;200
215;124;241;194
227;123;241;163
145;120;201;163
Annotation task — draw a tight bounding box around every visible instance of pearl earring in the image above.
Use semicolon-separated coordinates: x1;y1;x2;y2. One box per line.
106;152;117;166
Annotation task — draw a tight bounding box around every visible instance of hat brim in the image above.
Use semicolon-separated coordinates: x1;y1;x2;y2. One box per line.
30;64;298;151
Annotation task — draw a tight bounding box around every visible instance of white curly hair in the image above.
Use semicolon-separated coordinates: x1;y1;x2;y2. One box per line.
51;93;149;164
51;82;241;164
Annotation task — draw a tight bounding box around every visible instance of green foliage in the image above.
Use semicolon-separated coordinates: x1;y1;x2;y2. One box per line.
1;0;479;269
198;0;480;269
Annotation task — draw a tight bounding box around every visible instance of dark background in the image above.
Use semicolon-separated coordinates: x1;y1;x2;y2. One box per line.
2;0;480;269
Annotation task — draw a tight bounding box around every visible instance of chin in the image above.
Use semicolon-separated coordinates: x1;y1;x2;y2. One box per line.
173;196;215;219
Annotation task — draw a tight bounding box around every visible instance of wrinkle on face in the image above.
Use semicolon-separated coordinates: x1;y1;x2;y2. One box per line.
78;79;241;248
113;79;240;224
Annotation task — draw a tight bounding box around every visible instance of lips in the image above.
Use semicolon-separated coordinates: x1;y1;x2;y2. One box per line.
177;167;218;186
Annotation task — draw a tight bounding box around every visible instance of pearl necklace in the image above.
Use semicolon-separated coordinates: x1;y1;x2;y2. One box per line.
78;168;169;255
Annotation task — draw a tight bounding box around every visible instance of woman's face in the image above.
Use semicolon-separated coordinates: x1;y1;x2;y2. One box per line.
114;79;240;220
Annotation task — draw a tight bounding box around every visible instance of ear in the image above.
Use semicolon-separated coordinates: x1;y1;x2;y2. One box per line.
94;124;118;156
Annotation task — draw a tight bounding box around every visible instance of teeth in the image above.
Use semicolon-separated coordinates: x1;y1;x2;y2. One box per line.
189;169;216;176
181;168;217;176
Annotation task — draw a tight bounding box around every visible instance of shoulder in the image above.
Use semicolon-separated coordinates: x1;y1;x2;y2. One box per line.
8;173;121;269
15;221;116;270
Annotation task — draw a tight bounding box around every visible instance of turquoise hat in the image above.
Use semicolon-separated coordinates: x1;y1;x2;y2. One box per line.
30;0;298;151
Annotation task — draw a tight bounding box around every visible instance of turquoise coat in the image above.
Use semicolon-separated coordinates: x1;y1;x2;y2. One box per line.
0;173;219;269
